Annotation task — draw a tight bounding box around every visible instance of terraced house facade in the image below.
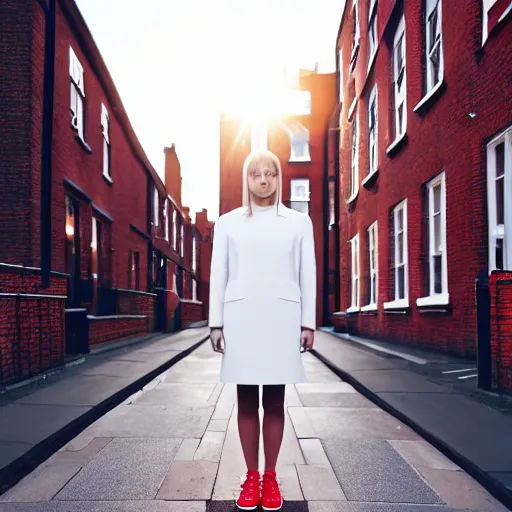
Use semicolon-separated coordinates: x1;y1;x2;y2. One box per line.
0;0;213;387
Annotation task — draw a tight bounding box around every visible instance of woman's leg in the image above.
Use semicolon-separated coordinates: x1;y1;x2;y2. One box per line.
237;384;260;471
262;384;286;472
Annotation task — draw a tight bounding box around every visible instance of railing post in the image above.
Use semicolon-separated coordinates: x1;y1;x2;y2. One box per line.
475;269;492;390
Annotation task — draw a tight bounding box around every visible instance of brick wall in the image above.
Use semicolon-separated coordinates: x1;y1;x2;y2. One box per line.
88;316;148;346
490;271;512;392
181;299;204;326
0;265;67;386
117;289;156;331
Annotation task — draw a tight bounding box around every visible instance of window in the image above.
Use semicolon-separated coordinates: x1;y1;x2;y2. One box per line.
487;127;512;271
392;17;407;142
153;187;159;227
101;104;111;181
425;0;443;94
180;223;185;258
128;250;140;290
192;279;198;301
418;173;448;306
363;222;378;309
368;0;378;68
251;118;268;152
368;86;378;176
349;234;360;311
172;209;178;251
289;122;311;162
164;199;169;242
328;179;336;227
69;46;85;142
351;0;360;68
349;112;359;200
290;179;310;215
338;50;344;102
192;236;198;273
384;201;408;308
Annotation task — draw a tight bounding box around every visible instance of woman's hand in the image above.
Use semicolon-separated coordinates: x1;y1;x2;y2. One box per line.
210;328;225;353
300;327;315;352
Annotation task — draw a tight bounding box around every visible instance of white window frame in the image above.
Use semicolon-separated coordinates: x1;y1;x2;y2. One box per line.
251;118;268;152
338;49;344;103
426;0;444;93
348;234;360;312
384;200;409;309
69;46;85;141
192;279;198;301
172;209;177;251
368;86;378;177
417;173;449;306
192;236;197;273
392;17;407;144
153;187;159;227
482;0;510;45
487;127;512;272
348;111;359;202
172;270;177;293
101;104;111;182
289;122;311;162
164;199;169;242
180;223;185;258
290;179;310;215
350;0;360;68
362;221;378;311
368;0;378;69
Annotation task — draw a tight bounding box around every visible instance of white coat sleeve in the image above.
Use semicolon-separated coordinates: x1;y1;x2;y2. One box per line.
208;216;228;328
299;214;316;330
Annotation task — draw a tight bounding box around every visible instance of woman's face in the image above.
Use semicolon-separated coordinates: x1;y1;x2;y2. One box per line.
247;159;278;200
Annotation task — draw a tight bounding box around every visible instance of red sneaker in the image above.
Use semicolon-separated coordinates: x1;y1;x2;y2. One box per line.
261;471;283;511
236;470;260;510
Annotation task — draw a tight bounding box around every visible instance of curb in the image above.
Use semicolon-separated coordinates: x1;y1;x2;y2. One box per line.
311;348;512;511
0;334;209;495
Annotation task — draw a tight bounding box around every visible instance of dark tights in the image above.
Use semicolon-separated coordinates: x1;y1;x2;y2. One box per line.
237;384;286;473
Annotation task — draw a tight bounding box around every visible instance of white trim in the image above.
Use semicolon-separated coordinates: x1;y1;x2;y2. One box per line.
499;2;512;22
361;304;378;312
290;179;311;202
386;131;407;155
367;1;378;70
0;293;67;299
338;49;344;103
425;0;443;94
172;209;178;251
482;0;500;44
350;233;360;310
350;111;359;199
164;199;170;242
383;298;409;309
367;221;378;307
416;293;450;307
348;97;358;121
181;299;203;305
289;122;311;162
87;315;146;320
180;223;185;258
487;126;512;271
392;17;407;141
391;200;408;303
347;305;360;313
413;78;444;112
368;86;378;177
345;190;359;205
350;1;360;70
192;279;198;301
101;104;111;181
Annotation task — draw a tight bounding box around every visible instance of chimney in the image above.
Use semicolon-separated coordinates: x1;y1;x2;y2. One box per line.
164;144;182;208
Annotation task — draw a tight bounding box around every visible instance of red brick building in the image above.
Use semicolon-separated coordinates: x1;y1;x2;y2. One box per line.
0;0;212;386
333;0;512;359
219;70;337;326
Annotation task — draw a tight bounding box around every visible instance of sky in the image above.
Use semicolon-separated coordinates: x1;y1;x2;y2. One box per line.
75;0;345;220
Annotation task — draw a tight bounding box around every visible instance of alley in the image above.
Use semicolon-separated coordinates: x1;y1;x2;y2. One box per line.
0;332;508;512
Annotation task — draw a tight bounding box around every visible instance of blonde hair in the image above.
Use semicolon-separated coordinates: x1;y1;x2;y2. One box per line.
242;150;283;216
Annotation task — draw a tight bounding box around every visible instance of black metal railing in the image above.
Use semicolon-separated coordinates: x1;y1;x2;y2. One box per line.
0;293;66;387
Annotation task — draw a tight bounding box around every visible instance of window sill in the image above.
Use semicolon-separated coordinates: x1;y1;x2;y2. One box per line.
345;189;359;205
362;169;379;189
289;156;311;163
386;133;408;157
413;79;446;116
75;135;92;154
383;298;410;314
361;304;378;314
416;293;450;307
346;306;360;314
348;97;358;121
102;173;113;185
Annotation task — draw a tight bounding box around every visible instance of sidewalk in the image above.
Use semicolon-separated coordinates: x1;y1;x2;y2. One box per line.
0;337;509;511
313;329;512;509
0;327;210;493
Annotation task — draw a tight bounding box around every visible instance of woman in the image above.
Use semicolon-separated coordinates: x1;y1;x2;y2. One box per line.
209;150;316;511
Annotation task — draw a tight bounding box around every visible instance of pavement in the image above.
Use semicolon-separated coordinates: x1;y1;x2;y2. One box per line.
0;327;210;492
0;329;510;511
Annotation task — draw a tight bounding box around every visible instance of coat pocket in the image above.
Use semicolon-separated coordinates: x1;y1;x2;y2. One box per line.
224;280;244;303
277;279;301;303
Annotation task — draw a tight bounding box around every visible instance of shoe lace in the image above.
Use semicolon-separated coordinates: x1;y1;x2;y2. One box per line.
262;472;280;496
240;473;259;494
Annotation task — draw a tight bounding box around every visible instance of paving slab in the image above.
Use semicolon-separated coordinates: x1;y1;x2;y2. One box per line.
131;383;216;407
288;407;315;438
298;392;378;408
298;439;331;466
194;431;225;462
175;438;200;460
302;407;420;440
156;460;217;500
387;440;461;471
55;438;181;500
322;438;443;504
0;502;205;512
308;503;469;512
207;419;229;432
296;464;346;501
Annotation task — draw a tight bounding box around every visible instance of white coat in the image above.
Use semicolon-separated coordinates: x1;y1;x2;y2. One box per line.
208;202;316;385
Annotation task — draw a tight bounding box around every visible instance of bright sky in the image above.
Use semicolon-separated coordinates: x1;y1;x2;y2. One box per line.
75;0;345;220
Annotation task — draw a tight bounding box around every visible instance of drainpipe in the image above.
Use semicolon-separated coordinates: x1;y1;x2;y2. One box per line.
40;0;56;288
